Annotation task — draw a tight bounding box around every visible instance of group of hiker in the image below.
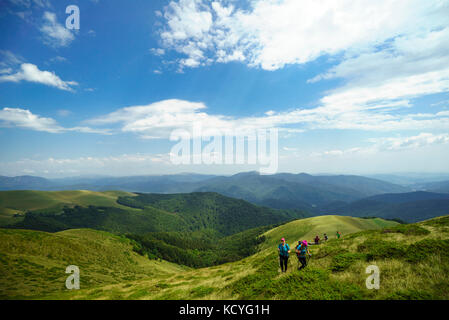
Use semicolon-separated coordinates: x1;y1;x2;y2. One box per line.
277;231;342;272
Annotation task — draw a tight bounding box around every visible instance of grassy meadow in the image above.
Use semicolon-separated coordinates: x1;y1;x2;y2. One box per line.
2;213;447;300
0;190;136;226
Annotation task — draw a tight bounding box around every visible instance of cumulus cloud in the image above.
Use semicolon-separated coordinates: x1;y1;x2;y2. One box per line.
85;98;449;140
0;63;78;91
312;133;449;158
87;99;310;138
371;133;449;151
0;107;64;133
157;0;448;71
0;153;171;177
156;1;449;121
308;27;449;86
40;11;75;47
86;99;233;138
0;107;110;134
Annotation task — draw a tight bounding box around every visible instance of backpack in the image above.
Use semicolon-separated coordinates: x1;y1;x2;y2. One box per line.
279;243;290;256
297;245;308;257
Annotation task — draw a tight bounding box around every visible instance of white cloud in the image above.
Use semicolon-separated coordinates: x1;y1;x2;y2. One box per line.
312;133;449;158
49;56;67;64
0;107;64;133
0;107;110;134
87;99;307;138
309;27;449;85
150;48;165;56
85;98;449;140
0;63;78;91
0;153;171;177
7;0;51;8
0;50;24;67
0;68;13;74
86;99;233;138
371;133;449;151
158;0;448;71
40;11;75;47
155;1;449;134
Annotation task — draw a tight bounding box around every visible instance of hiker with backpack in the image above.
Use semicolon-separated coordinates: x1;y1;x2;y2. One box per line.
324;233;328;241
296;240;311;270
314;235;320;245
278;237;290;273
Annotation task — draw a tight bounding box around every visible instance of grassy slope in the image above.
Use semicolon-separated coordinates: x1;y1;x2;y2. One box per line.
0;228;186;299
7;215;443;300
0;190;193;234
0;190;136;225
62;215;447;300
1;191;303;235
261;215;396;249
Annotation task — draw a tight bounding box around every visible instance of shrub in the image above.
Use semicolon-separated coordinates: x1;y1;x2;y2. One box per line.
330;253;366;272
385;289;437;300
423;216;449;227
382;224;430;236
357;240;406;261
405;239;449;263
190;286;214;298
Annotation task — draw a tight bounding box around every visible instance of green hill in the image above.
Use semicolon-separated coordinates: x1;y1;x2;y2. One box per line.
260;215;398;249
4;215;447;300
1;191;307;236
0;228;186;299
0;190;135;226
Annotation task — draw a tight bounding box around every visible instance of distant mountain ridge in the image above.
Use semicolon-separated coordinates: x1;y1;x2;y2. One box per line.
0;172;411;211
0;175;54;190
323;191;449;222
412;180;449;194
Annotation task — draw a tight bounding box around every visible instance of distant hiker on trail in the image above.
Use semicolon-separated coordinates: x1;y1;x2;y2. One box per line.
296;240;311;270
314;235;320;245
336;231;341;239
278;238;290;273
324;233;328;241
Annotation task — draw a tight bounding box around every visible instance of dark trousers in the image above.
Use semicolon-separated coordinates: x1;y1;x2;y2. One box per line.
298;256;307;270
279;255;289;272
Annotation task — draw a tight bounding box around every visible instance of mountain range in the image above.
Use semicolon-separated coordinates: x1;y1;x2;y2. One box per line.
322;191;449;222
1;172;448;222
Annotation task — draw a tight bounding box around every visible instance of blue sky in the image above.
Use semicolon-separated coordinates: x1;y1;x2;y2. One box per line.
1;0;449;177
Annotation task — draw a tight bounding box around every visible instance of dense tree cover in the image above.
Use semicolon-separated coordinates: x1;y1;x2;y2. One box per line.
9;205;188;234
127;225;273;268
117;192;307;236
9;192;307;237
